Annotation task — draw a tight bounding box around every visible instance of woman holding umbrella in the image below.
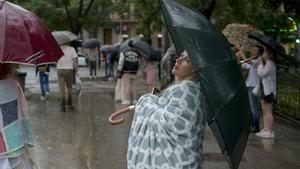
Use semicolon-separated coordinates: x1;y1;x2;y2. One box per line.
127;50;207;168
255;47;277;139
0;64;35;169
247;32;286;139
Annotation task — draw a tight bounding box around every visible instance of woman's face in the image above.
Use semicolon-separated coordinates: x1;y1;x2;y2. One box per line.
172;50;194;81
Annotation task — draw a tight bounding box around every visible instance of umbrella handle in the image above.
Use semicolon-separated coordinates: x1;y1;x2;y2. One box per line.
239;55;258;64
108;105;135;125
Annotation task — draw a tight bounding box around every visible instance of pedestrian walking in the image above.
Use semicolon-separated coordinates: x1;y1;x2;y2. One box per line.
117;40;140;105
87;47;98;79
255;47;277;139
0;63;35;169
56;44;78;112
127;51;207;168
107;52;115;77
141;58;158;93
35;64;50;100
239;45;264;133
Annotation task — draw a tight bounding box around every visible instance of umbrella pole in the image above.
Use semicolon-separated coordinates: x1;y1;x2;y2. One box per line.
238;56;258;64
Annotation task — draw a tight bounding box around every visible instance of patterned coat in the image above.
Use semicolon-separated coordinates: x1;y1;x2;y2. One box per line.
0;78;33;158
128;80;207;169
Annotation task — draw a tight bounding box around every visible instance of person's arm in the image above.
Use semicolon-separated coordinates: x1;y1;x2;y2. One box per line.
71;47;79;74
257;60;274;77
241;62;252;70
117;52;125;71
133;82;202;141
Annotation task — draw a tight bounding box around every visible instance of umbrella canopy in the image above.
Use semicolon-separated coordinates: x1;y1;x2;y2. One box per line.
52;31;78;45
0;1;63;65
222;23;262;52
248;31;286;56
120;36;142;52
132;41;162;61
82;38;102;49
100;44;116;53
160;0;251;169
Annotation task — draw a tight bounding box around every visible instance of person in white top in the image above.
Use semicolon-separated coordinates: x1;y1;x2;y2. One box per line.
255;47;277;139
240;45;264;133
56;44;78;112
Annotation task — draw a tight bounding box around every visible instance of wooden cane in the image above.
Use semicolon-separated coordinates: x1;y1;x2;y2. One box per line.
108;105;135;125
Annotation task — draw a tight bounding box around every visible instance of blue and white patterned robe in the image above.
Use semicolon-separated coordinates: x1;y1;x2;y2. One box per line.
128;80;207;169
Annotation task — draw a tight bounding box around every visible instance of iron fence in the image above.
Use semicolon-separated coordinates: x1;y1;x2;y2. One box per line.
276;65;300;123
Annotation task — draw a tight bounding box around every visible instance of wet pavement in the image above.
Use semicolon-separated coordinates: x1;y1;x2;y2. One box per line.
18;65;300;169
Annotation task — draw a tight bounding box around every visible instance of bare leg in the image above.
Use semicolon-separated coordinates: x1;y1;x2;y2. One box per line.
262;101;273;132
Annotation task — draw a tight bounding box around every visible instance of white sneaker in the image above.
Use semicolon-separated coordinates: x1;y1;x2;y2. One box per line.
121;100;130;105
256;129;275;139
46;92;50;96
40;96;46;100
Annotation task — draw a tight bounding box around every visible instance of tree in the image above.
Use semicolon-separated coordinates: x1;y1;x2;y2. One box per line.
131;0;216;45
11;0;115;36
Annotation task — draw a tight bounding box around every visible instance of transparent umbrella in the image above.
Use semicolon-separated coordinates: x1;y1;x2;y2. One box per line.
52;31;78;45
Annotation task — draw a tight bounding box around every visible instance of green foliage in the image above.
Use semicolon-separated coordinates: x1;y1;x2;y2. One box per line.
11;0;116;35
131;0;162;43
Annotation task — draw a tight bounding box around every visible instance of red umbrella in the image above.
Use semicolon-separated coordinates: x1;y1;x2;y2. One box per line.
0;1;63;66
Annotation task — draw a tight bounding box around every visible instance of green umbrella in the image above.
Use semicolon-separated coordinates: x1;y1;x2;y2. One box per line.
160;0;251;169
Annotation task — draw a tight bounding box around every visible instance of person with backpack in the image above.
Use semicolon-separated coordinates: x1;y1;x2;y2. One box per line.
117;40;140;105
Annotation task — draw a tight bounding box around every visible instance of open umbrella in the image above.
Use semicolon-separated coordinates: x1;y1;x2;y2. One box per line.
248;31;286;56
100;44;116;53
132;41;162;61
160;0;251;169
120;36;142;52
0;1;63;65
82;38;102;49
52;31;78;45
222;23;262;52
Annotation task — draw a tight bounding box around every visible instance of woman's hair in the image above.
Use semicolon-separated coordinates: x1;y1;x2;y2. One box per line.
0;63;13;80
255;45;264;55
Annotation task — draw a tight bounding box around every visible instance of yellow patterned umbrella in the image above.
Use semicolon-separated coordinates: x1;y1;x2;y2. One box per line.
222;23;262;52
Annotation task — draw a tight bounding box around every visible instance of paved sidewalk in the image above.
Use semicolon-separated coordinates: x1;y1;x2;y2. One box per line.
18;64;300;169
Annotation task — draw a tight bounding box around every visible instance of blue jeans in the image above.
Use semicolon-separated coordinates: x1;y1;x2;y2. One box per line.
39;72;49;96
247;87;260;130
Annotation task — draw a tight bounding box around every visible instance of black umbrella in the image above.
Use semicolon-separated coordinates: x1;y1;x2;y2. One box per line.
120;36;141;52
82;38;102;49
132;41;161;61
248;32;286;56
100;44;116;53
160;0;251;169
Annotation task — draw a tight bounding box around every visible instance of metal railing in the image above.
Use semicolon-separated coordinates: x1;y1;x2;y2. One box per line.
276;65;300;123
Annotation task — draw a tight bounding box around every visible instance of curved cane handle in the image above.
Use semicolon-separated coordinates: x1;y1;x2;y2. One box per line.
108;105;135;125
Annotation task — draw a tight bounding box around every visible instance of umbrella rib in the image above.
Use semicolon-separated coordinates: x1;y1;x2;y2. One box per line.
25;50;45;63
